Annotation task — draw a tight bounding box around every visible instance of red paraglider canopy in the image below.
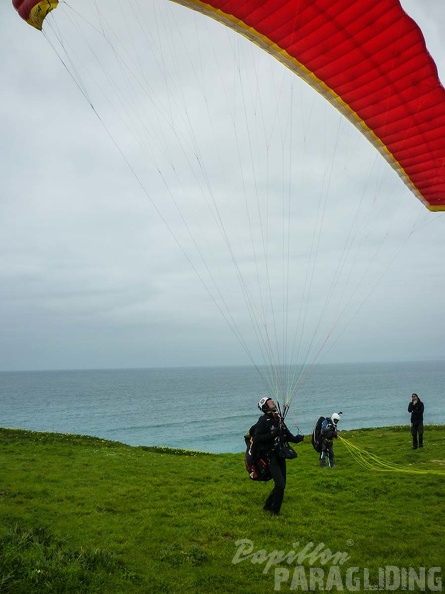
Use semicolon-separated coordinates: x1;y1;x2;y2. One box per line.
13;0;57;31
13;0;445;211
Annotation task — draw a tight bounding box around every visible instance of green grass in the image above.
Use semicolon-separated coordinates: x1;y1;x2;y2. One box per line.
0;426;444;593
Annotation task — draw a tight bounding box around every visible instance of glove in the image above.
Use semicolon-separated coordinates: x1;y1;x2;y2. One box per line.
295;434;304;443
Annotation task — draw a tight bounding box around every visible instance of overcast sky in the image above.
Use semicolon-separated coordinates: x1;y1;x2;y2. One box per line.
1;0;445;372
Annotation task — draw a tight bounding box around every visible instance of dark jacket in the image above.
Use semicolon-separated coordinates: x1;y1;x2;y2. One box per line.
408;399;424;423
321;418;338;442
251;413;303;458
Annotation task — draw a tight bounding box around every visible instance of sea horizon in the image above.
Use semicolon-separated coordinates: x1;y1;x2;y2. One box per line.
1;360;443;453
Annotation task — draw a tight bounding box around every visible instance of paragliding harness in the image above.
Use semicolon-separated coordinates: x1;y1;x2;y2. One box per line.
311;416;326;453
244;412;298;480
312;414;342;452
244;425;272;481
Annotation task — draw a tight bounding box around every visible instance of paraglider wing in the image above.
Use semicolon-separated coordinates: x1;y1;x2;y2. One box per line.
170;0;445;211
12;0;445;210
13;0;58;31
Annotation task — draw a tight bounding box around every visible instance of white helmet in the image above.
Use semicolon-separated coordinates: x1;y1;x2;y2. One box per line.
331;412;341;424
258;397;274;413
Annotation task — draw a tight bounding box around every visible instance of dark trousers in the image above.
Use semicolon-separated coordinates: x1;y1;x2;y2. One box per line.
320;440;334;467
411;422;424;448
264;454;287;514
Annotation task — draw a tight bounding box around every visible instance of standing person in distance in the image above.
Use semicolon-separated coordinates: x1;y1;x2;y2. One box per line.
408;393;424;449
251;397;304;516
319;412;341;468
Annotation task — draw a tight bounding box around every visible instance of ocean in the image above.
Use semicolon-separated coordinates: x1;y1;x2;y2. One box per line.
0;362;443;453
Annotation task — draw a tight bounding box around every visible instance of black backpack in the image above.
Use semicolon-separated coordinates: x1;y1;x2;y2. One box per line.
244;424;272;481
311;416;325;453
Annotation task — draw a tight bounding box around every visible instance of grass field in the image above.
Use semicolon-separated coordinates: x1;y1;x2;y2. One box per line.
0;425;444;593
